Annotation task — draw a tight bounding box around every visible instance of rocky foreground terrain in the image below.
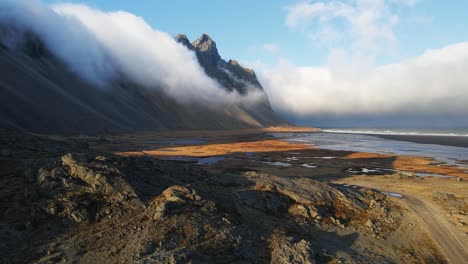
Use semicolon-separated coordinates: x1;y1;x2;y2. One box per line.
0;129;445;263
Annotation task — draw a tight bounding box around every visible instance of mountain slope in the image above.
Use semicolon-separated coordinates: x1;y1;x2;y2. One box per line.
0;29;283;134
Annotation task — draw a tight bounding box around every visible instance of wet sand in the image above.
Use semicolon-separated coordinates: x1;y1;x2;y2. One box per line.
102;128;468;179
93;128;468;239
375;134;468;148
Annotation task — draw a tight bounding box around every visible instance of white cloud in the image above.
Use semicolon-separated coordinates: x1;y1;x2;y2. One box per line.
257;0;468;121
52;3;229;103
389;0;419;6
284;0;411;52
257;42;468;117
0;0;261;105
0;0;115;86
285;1;332;30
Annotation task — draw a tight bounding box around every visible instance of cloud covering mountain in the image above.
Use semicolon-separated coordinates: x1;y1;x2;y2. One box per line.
0;0;262;104
0;0;281;133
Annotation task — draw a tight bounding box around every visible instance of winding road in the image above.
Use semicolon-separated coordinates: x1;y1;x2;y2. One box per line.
399;194;468;264
339;180;468;264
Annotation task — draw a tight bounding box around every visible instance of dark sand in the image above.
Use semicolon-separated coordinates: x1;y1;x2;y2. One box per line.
375;134;468;148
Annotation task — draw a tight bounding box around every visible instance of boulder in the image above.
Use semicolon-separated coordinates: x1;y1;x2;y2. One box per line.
271;234;315;264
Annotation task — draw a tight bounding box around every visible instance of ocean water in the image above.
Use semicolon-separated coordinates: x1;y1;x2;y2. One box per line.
321;128;468;137
270;132;468;169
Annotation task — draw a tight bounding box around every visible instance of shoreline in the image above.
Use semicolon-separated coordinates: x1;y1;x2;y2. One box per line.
372;134;468;148
90;126;319;139
319;130;468;148
106;130;468;179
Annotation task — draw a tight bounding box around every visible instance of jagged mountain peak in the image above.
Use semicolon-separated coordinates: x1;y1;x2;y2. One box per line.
176;34;189;41
175;34;194;50
187;34;222;75
228;59;239;66
192;33;215;49
175;33;263;94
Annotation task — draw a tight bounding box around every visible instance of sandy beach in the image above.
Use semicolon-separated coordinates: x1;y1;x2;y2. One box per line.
105;128;468;179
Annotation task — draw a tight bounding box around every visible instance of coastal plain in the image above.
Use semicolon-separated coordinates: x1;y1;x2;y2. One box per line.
102;127;468;263
1;127;467;263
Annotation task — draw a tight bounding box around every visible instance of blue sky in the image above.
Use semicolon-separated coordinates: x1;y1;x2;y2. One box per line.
43;0;467;66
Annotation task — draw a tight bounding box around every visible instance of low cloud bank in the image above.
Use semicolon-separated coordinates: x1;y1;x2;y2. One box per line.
260;0;468;125
0;0;258;104
257;43;468;118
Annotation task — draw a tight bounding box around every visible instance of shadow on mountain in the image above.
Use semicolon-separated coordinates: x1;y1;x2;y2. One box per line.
0;26;282;135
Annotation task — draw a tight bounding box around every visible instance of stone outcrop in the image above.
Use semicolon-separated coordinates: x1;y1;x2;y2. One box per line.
271;233;315;264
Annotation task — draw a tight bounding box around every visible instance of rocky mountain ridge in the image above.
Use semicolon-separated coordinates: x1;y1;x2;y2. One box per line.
176;33;265;96
0;26;282;134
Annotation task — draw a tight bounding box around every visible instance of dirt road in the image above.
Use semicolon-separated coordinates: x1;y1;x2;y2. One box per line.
340;179;468;264
401;195;468;264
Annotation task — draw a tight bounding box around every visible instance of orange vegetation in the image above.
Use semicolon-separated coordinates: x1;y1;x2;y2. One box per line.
116;139;312;157
393;156;468;178
345;152;468;178
115;133;467;179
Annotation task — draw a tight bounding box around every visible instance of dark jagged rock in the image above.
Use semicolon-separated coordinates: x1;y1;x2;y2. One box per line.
175;34;195;51
176;33;268;97
192;33;221;66
226;59;263;88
